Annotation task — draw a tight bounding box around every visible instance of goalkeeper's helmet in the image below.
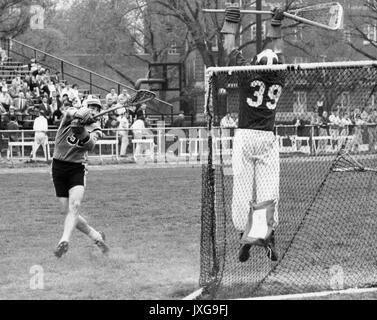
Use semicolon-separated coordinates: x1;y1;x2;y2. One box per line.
252;49;279;66
85;95;102;110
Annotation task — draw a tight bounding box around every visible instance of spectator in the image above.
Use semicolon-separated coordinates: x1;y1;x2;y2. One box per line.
43;68;51;82
220;112;237;128
315;95;325;116
40;96;52;118
131;112;146;159
318;110;330;151
118;111;130;157
339;111;353;136
71;84;80;102
0;102;7;115
61;93;70;105
49;91;61;113
0;86;13;111
106;88;118;108
11;74;22;89
117;88;131;106
104;112;119;136
51;103;64;126
13;92;28;114
46;79;57;97
6;115;20;157
361;107;369;123
30;106;49;161
328;109;341;148
137;103;150;125
30;61;37;74
128;105;137;124
50;71;60;85
0;46;8;65
368;109;377;151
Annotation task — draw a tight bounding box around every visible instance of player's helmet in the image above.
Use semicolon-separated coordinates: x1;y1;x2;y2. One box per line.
85;96;102;110
252;49;279;66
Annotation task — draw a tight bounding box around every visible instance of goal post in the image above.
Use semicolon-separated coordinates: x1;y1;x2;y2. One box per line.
199;60;377;299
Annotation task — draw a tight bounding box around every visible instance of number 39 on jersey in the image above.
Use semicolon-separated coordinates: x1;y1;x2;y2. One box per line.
246;80;283;110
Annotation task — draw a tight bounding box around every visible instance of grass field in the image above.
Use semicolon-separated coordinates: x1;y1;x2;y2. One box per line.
0;165;202;300
2;156;377;301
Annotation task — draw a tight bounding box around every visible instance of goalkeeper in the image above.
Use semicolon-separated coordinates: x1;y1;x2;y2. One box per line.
221;6;285;262
52;97;109;258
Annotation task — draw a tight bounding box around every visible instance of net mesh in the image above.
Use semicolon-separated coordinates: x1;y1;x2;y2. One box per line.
199;61;377;299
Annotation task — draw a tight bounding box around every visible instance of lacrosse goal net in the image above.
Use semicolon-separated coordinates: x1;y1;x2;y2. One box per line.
199;60;377;299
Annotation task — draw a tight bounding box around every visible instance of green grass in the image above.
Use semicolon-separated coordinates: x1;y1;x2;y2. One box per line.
0;166;202;300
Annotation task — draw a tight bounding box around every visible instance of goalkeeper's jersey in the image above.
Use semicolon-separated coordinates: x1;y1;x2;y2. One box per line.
228;49;286;132
53;111;102;164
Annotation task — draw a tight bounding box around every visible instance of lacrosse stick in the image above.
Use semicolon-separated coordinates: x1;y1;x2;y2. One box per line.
203;2;344;31
92;89;156;119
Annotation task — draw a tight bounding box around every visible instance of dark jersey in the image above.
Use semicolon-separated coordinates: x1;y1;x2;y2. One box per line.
228;49;286;131
53;108;102;163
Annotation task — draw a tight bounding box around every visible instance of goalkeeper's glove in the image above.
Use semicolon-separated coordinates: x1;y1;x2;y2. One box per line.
271;7;285;26
220;6;241;34
73;106;93;125
71;119;90;141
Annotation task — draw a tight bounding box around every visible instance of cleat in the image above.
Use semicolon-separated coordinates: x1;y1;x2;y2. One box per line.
265;231;278;262
54;241;69;258
238;243;252;263
95;231;109;254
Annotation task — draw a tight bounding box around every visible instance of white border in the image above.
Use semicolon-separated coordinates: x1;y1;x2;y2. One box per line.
207;60;377;74
183;287;377;300
183;288;204;300
236;287;377;300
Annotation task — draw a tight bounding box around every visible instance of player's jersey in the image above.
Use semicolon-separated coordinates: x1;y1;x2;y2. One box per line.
53;111;102;163
228;49;286;131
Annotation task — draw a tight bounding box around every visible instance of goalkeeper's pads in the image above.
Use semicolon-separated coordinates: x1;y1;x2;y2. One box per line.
271;7;285;26
241;199;277;247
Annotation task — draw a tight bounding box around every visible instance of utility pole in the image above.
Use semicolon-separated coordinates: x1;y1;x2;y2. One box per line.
256;0;262;54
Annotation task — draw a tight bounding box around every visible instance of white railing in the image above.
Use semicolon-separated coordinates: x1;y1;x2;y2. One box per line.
1;124;376;164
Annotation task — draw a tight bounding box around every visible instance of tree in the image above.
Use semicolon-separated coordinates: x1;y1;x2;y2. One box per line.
0;0;34;39
347;0;377;60
14;1;66;64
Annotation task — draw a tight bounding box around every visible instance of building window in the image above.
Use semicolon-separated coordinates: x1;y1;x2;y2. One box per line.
186;57;195;84
293;91;307;113
292;26;303;42
343;29;351;43
363;24;377;45
250;21;266;41
168;41;178;55
212;35;219;52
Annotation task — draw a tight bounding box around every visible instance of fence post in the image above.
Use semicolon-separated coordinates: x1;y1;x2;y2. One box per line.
89;73;93;94
60;61;64;81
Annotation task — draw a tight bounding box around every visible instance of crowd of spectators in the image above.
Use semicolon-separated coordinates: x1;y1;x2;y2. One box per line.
0;57;153;131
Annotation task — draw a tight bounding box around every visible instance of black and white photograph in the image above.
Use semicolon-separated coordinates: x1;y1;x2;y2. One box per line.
1;0;377;310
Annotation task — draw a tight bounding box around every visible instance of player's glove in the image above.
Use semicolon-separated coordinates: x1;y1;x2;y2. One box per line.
220;6;241;34
73;106;92;125
71;118;89;140
271;7;285;26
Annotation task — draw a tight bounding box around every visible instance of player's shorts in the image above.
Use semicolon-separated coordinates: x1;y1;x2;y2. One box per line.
52;158;87;198
35;132;48;145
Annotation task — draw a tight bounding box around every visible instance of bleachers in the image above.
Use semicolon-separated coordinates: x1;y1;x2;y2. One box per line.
0;61;29;83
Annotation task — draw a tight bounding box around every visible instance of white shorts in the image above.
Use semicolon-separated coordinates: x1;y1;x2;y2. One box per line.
35;132;48;145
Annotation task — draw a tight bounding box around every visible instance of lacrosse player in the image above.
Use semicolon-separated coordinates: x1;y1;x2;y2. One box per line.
221;6;285;262
52;96;109;258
